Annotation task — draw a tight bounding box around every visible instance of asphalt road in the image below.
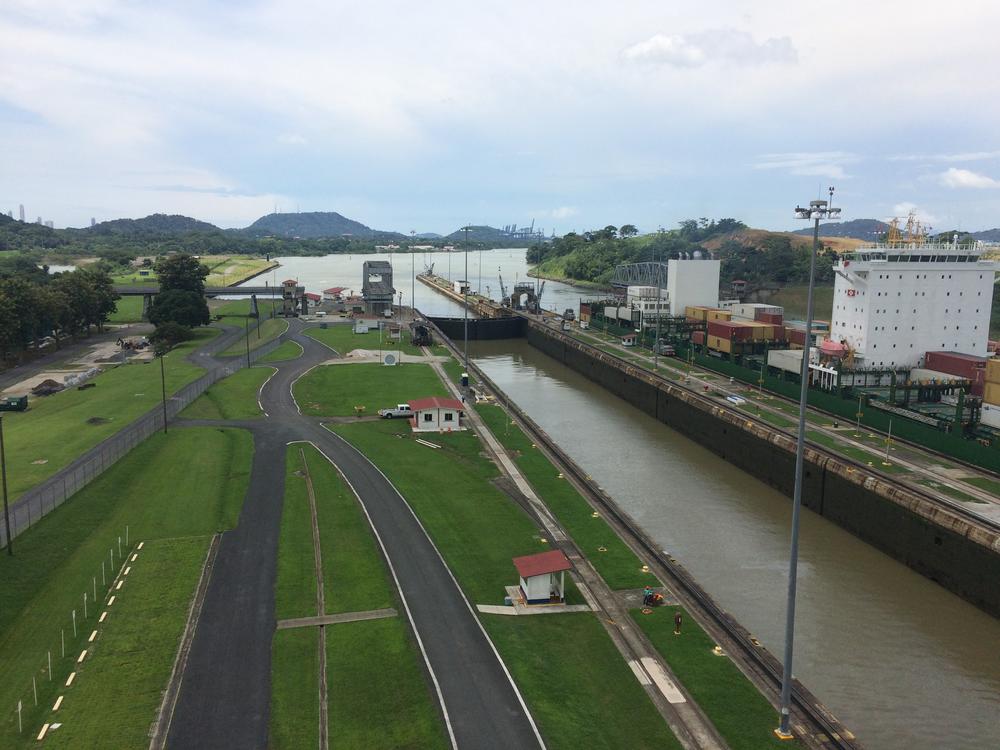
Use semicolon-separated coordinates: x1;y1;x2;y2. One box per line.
167;321;544;749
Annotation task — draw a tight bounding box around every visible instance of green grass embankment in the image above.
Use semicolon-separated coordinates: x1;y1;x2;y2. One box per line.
476;404;657;590
332;420;677;748
179;366;272;421
259;340;303;363
3;327;218;500
633;607;802;750
219;317;288;357
303;324;425;356
211;298;281;321
107;295;144;324
43;537;210;749
294;363;447;417
0;427;254;747
270;444;446;750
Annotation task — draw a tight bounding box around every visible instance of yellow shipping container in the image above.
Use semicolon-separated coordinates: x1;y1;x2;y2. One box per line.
706;309;732;321
985;382;1000;406
986;358;1000;384
707;334;732;353
686;306;710;320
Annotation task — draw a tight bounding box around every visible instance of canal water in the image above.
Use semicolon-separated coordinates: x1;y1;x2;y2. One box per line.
251;249;1000;748
235;248;587;318
470;339;1000;750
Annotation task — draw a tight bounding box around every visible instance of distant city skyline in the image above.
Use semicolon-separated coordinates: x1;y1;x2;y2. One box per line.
2;1;1000;233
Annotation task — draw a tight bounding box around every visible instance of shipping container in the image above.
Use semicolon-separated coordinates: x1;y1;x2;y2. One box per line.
706;309;732;322
986;357;1000;384
984;382;1000;406
786;327;807;346
691;331;706;345
685;306;710;320
707;334;732;353
756;311;784;325
923;351;987;382
988;340;999;353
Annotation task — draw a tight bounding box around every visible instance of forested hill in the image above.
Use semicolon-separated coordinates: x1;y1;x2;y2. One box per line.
76;213;220;235
527;219;860;288
0;213;68;251
241;211;374;238
789;218;888;241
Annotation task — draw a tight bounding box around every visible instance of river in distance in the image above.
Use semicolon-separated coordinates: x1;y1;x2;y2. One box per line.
251;249;1000;749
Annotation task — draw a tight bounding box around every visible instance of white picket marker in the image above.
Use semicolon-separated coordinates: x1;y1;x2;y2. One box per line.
37;723;49;741
107;595;116;606
99;612;108;623
124;566;131;576
47;651;52;681
72;609;77;638
77;650;87;664
137;541;144;549
16;700;21;734
88;630;97;643
52;696;63;711
115;580;123;591
65;672;76;687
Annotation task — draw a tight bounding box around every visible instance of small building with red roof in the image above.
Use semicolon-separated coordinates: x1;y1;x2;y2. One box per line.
512;549;572;604
323;286;347;301
408;396;465;433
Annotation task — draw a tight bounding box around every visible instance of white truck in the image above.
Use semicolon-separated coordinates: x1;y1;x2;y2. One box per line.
378;403;412;419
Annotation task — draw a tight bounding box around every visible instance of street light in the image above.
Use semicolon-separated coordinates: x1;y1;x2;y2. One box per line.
1;415;12;555
463;225;471;373
156;344;169;435
776;187;841;740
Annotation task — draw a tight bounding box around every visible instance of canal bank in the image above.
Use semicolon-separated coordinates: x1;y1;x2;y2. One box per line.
523;321;1000;619
465;337;1000;750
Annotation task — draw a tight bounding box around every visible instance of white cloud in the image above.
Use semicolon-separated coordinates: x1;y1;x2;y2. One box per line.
939;167;1000;189
277;133;307;145
889;150;1000;163
622;29;797;68
754;152;856;179
549;206;579;220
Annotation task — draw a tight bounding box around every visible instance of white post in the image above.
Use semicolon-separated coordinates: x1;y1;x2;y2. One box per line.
17;700;21;734
32;677;36;706
48;651;51;680
102;560;106;587
61;629;65;657
885;419;893;463
118;535;122;558
83;592;87;619
93;576;96;602
125;525;129;547
72;609;77;638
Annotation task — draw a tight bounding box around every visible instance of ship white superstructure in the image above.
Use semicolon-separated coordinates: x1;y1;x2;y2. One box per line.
829;240;996;368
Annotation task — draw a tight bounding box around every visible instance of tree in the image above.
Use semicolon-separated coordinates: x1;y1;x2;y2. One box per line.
155;254;209;293
149;320;193;348
619;224;638;238
148;289;210;328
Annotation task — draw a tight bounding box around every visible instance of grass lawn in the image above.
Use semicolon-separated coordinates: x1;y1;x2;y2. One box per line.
294;363;448;417
276;446;320;620
270;629;319;750
303;324;426;357
483;614;681;750
806;430;906;473
211;298;281;321
203;256;275;287
44;537;210;749
219;317;288;357
331;420;549;605
107;295;144;324
476;404;658;590
0;427;253;746
327;618;449;750
633;607;801;750
915;479;984;503
2;327;217;500
962;476;1000;495
739;405;797;430
305;444;393;614
259;340;303;363
179;366;271;421
767;284;834;322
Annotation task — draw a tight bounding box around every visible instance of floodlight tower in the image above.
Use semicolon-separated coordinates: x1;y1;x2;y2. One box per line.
775;187;841;740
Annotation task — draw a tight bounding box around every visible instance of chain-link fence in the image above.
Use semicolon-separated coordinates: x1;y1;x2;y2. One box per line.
0;334;285;548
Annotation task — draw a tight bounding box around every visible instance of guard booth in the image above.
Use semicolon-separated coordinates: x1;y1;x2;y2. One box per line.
512;550;572;604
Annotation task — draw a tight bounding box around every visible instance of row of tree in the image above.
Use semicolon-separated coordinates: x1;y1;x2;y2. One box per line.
0;255;119;360
147;255;211;348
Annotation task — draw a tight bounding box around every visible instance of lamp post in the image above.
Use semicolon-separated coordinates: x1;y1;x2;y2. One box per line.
463;226;470;372
157;346;169;435
1;416;12;555
654;242;663;370
776;188;841;740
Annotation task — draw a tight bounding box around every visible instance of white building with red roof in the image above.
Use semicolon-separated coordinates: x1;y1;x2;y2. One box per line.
512;549;572;604
408;396;465;433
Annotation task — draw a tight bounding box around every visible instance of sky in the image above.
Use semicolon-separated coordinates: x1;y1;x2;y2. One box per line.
2;1;1000;234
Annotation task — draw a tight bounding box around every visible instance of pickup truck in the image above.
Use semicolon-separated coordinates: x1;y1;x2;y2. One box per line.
378;403;412;419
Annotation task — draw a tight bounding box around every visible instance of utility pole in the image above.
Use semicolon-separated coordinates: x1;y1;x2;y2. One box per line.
1;416;11;555
654;242;663;370
463;225;470;372
244;315;251;368
159;350;168;434
777;188;841;740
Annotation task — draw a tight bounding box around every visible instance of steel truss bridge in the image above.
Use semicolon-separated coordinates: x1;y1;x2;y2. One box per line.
610;262;668;289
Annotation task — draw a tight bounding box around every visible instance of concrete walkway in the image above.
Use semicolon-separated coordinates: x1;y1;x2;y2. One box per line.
276;608;398;630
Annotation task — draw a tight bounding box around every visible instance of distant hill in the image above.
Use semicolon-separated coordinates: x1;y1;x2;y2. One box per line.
242;211;374;239
444;225;509;243
82;213;220;235
789;218;888;241
0;213;69;251
702;228;866;254
414;232;443;239
971;228;1000;242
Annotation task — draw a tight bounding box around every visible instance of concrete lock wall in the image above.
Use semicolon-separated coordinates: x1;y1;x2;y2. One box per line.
429;316;527;341
525;322;1000;618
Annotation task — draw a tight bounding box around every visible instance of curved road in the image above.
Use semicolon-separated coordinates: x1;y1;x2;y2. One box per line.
167;320;544;749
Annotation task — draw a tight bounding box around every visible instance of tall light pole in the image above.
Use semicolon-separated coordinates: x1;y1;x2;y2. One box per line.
1;416;11;555
776;188;841;739
463;225;470;372
157;347;169;435
653;237;663;370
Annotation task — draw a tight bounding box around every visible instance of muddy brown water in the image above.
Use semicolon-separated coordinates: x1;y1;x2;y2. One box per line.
471;339;1000;750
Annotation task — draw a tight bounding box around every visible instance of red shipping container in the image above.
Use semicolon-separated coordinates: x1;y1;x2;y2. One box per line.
757;312;784;325
772;325;786;340
786;327;807;346
691;331;706;345
988;340;999;353
924;351;986;381
707;320;754;341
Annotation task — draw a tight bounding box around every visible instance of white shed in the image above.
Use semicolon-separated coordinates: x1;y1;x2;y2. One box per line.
512;549;572;605
408;397;465;433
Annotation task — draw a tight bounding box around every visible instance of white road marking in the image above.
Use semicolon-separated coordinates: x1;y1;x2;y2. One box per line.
628;660;653;686
640;657;686;704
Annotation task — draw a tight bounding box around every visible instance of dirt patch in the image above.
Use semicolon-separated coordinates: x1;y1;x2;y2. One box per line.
86;416;112;425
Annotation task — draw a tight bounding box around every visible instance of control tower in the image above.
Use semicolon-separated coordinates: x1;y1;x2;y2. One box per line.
362;260;395;315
